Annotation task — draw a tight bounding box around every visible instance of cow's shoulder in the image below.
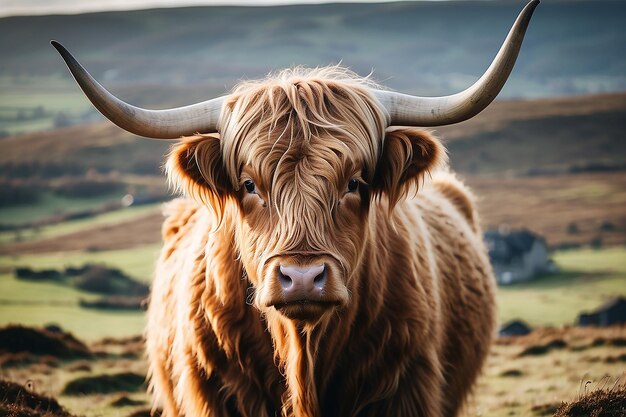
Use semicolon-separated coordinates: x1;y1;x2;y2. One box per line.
161;198;205;242
429;171;478;232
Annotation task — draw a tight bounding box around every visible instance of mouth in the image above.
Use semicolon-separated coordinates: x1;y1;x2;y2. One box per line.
272;300;340;322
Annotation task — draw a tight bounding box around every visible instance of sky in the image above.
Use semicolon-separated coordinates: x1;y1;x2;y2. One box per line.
1;0;442;18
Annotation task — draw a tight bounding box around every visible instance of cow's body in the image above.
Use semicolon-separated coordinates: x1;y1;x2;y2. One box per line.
52;4;539;415
147;171;495;417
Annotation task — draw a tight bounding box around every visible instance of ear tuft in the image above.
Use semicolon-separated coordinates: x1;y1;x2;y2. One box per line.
372;127;447;210
165;135;231;224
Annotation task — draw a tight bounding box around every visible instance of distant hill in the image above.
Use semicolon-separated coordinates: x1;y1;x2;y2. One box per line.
1;0;625;98
1;92;624;178
1;92;624;250
439;93;626;176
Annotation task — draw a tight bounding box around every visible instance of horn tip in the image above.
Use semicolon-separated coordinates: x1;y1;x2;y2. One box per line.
50;41;75;67
50;40;65;54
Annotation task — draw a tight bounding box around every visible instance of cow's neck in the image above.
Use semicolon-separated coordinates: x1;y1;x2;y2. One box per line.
263;257;373;417
265;314;316;417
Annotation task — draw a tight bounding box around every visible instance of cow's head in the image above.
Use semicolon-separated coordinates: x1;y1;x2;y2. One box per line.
52;1;538;323
165;69;445;322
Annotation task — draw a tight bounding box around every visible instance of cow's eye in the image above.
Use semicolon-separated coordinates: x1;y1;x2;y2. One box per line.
244;180;256;194
347;179;359;193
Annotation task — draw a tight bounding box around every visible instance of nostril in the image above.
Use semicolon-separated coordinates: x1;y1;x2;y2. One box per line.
279;263;326;292
278;269;293;289
313;269;326;289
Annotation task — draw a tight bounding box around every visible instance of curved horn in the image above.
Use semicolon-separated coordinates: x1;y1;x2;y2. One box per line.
374;0;539;127
51;41;225;139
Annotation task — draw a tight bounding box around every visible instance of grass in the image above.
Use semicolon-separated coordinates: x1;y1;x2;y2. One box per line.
0;192;127;226
0;243;161;282
0;203;161;245
62;372;145;395
0;90;87;114
1;117;56;135
0;244;156;340
497;246;626;327
474;327;626;417
0;276;146;340
3;341;151;417
0;243;160;340
0;244;624;342
554;383;626;417
0;76;92;135
0;242;624;416
0;273;99;303
467;172;626;248
553;246;626;273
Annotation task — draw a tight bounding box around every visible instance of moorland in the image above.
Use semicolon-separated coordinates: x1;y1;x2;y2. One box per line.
1;1;625;416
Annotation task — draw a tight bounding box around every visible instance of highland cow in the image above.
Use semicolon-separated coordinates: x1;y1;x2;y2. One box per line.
52;1;539;416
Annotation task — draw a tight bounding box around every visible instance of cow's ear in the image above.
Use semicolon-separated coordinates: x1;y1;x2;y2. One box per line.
166;135;232;218
372;127;446;209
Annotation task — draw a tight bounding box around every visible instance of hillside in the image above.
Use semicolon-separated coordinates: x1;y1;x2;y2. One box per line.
0;92;625;250
1;0;626;135
440;93;626;176
2;0;624;95
2;93;625;177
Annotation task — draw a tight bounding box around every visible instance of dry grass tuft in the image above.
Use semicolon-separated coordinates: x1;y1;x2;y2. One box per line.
0;379;76;417
518;339;567;357
62;372;145;396
0;325;91;359
499;368;524;377
554;383;626;417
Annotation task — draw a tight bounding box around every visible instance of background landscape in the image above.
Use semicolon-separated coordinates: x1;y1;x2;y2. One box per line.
0;0;625;416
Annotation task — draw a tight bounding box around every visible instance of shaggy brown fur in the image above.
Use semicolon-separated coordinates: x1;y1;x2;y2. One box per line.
146;66;496;417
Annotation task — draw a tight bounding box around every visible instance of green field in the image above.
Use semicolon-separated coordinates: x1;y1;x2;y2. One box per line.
0;77;92;135
0;203;161;244
0;244;624;341
0;243;161;282
0;192;128;227
0;241;161;340
0;272;146;340
0;244;624;417
498;246;626;327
